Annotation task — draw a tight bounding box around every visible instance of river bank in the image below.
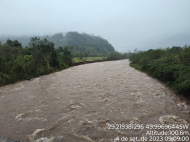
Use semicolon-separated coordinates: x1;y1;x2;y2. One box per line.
0;60;189;142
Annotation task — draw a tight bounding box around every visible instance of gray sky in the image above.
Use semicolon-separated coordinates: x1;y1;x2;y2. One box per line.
0;0;190;52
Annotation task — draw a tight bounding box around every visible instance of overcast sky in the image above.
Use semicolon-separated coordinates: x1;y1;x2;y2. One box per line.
0;0;190;52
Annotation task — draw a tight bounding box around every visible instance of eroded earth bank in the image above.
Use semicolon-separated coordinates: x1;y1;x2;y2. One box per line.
0;60;189;142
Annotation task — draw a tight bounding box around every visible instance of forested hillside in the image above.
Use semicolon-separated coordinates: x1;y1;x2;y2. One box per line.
61;32;115;56
0;38;73;86
129;46;190;96
0;32;115;57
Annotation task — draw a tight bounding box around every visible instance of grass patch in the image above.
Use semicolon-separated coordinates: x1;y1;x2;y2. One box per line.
73;57;106;63
129;63;141;71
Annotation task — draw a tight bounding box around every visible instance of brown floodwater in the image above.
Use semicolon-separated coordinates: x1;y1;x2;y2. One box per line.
0;60;189;142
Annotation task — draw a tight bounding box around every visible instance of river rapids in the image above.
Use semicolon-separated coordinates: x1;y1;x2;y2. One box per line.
0;60;189;142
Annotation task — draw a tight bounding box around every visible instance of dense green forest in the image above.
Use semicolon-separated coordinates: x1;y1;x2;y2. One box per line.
50;32;116;57
107;52;129;60
0;38;73;86
129;46;190;96
0;33;129;86
0;32;115;57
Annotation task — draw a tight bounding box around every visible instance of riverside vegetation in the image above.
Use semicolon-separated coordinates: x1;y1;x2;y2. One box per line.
2;33;188;97
0;38;73;86
0;34;128;86
129;45;190;96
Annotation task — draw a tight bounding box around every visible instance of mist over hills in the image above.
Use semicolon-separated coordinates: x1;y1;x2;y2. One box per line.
0;32;115;56
155;32;190;48
138;32;190;51
1;32;189;53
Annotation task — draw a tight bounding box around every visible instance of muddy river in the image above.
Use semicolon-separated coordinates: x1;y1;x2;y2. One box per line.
0;60;189;142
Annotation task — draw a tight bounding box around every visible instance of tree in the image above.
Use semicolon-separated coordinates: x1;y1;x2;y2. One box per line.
29;37;54;74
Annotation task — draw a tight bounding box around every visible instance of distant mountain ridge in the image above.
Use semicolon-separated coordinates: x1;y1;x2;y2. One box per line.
0;32;115;56
156;32;190;47
139;32;190;51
